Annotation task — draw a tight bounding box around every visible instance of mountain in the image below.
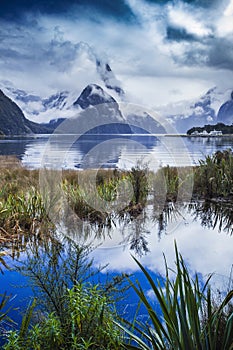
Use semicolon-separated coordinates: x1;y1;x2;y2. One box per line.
123;109;166;134
95;60;124;97
0;89;31;135
74;84;117;109
217;91;233;125
0;89;54;135
74;42;124;98
72;84;131;134
73;84;166;135
0;43;124;123
0;81;166;135
159;87;233;133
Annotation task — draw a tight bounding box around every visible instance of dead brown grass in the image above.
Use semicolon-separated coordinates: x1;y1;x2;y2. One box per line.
0;155;22;168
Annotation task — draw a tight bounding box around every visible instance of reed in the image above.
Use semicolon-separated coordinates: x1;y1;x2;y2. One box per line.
194;149;233;198
0;150;232;250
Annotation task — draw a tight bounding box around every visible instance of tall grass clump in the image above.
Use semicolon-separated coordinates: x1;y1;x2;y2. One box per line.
194;149;233;198
129;165;149;206
118;243;233;350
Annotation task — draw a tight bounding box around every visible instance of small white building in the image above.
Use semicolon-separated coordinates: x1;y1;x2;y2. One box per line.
209;130;223;136
191;131;200;136
191;129;223;136
200;130;208;136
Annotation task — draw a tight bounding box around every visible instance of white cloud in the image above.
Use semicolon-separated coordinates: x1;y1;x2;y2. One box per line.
167;2;213;38
224;0;233;16
0;0;233;118
216;0;233;36
90;210;233;293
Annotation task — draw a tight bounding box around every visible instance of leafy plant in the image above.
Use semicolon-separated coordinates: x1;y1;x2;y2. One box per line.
3;285;124;350
118;243;233;350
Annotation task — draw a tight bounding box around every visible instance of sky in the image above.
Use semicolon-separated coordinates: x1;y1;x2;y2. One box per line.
1;0;233;108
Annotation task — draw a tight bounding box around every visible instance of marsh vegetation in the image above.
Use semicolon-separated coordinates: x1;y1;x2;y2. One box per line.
0;150;233;349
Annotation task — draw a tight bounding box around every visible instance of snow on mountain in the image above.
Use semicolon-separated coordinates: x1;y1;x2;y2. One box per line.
74;84;117;109
96;60;124;98
157;87;233;133
1;73;232;134
217;90;233;125
55;84;131;135
73;84;129;130
0;82;75;123
0;42;124;123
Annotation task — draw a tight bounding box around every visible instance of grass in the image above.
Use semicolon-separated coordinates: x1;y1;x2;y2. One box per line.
118;243;233;350
1;243;232;349
0;150;232;252
1;238;128;349
194;149;233;198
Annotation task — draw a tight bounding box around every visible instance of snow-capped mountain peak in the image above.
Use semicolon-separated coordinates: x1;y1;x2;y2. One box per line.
157;86;233;132
73;84;117;109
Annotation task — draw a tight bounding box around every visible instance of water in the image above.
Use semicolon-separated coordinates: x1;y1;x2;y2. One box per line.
0;134;232;169
0;135;232;334
0;201;232;326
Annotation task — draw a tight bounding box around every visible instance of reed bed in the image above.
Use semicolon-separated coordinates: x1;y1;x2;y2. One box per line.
0;150;232;250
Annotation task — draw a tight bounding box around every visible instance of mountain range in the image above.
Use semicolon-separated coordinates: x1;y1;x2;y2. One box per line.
161;87;233;132
0;82;166;136
0;46;232;135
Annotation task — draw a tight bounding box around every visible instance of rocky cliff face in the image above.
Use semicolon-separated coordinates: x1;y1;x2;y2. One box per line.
0;89;53;135
0;89;32;135
72;84;131;134
217;91;233;125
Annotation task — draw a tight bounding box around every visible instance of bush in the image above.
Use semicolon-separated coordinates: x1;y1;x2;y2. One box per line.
3;284;124;350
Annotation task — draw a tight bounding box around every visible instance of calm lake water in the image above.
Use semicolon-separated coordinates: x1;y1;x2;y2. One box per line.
0;135;232;331
0;134;232;169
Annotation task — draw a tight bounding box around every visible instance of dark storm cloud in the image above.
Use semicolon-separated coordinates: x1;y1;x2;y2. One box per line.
145;0;219;7
0;0;136;22
207;39;233;70
166;27;198;41
171;41;233;72
1;0;233;106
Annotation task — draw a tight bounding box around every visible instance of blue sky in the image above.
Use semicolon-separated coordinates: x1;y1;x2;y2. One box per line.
1;0;233;107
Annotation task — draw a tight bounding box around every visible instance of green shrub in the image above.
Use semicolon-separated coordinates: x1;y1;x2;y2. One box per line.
3;285;124;350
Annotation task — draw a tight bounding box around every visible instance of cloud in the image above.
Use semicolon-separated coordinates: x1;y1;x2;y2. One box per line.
216;0;233;36
224;0;233;16
0;0;233;113
167;2;213;38
0;0;135;22
90;209;233;292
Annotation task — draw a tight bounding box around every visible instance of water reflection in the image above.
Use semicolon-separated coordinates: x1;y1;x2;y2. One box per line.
1;200;232;265
188;200;233;235
88;200;233;293
0;135;232;169
0;199;232;317
55;199;233;259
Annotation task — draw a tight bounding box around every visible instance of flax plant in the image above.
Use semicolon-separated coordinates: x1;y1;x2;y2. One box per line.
118;243;233;350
